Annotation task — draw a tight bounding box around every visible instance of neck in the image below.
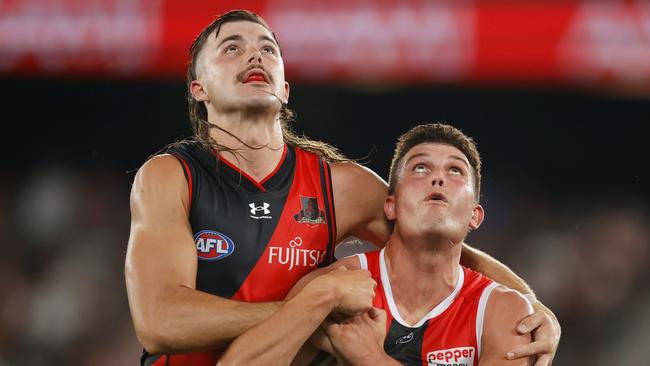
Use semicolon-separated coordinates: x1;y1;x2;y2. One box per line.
384;230;462;326
207;109;285;181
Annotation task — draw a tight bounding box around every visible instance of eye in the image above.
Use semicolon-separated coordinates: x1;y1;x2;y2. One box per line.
262;45;277;54
449;166;463;175
413;163;428;173
225;45;238;54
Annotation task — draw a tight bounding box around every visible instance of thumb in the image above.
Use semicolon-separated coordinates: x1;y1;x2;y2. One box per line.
368;307;386;322
322;317;339;335
367;307;381;318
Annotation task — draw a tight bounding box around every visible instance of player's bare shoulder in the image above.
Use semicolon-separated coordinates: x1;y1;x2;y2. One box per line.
329;161;386;194
478;285;533;365
329;162;389;243
134;154;185;184
487;286;534;318
131;154;189;217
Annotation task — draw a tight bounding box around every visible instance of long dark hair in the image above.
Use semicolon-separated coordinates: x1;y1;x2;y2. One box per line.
185;9;347;162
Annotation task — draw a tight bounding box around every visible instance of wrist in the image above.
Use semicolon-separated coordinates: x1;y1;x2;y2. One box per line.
299;277;339;312
354;352;396;366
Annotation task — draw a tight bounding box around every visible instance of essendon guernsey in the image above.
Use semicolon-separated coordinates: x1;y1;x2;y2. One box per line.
141;141;337;366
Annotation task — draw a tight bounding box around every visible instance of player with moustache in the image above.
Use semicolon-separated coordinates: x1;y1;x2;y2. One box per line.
125;10;559;366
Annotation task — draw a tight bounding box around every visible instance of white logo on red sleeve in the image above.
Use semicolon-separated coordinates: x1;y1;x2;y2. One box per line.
427;346;475;366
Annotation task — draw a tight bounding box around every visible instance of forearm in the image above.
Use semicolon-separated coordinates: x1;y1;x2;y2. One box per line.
478;356;532;366
220;288;337;365
136;286;281;354
460;243;533;295
351;353;402;366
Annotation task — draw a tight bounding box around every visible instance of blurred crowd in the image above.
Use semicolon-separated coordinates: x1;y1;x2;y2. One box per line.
0;158;648;365
0;163;140;365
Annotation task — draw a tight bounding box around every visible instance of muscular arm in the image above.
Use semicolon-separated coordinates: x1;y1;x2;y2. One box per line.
219;264;376;365
478;287;533;366
460;244;533;295
125;155;280;354
330;162;390;245
461;245;561;366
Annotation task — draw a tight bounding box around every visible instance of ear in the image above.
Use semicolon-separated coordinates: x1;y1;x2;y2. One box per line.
190;80;209;102
384;195;397;221
469;204;485;230
283;81;290;104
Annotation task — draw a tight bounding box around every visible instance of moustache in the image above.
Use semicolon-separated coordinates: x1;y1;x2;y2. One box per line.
237;65;274;84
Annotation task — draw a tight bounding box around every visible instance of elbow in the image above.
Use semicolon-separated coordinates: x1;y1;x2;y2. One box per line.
135;323;174;355
140;336;168;356
128;288;185;354
132;312;178;354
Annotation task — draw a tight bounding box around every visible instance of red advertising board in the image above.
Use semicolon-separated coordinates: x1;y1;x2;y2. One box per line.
1;0;649;88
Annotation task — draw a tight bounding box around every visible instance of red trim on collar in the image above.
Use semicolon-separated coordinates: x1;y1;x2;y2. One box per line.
260;145;287;185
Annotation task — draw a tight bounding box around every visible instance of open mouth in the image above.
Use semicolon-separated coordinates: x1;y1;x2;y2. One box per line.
244;72;268;83
427;192;447;203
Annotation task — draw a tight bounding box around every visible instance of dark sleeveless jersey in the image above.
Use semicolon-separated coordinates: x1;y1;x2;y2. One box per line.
141;141;337;366
355;250;499;366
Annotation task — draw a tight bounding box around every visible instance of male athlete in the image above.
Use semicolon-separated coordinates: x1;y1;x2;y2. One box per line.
125;10;559;366
221;123;536;366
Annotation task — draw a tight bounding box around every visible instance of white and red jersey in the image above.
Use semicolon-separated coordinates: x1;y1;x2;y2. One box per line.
355;249;499;366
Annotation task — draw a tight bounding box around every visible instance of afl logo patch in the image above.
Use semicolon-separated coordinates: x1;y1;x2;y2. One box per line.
194;230;235;261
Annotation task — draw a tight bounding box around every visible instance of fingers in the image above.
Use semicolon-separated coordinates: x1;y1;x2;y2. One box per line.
517;310;546;334
507;340;551;360
322;317;338;334
329;311;352;324
367;307;386;321
511;309;559;364
367;307;380;319
534;354;553;366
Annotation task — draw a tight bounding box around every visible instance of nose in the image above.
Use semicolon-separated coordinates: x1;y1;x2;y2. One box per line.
431;172;444;187
248;48;262;64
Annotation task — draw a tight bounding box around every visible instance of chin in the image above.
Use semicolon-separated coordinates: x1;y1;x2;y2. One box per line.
245;94;281;108
422;220;467;243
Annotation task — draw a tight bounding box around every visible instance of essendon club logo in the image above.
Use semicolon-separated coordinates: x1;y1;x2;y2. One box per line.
294;196;326;224
194;230;235;261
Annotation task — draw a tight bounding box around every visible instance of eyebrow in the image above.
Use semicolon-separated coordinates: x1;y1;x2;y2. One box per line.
216;34;279;49
404;152;470;169
403;152;428;167
217;34;243;48
259;35;279;47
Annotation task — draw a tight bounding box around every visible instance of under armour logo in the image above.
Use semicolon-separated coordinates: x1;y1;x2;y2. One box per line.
396;332;414;344
249;202;271;219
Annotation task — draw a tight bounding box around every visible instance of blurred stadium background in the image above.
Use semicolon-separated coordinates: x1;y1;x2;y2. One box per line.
1;0;649;365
